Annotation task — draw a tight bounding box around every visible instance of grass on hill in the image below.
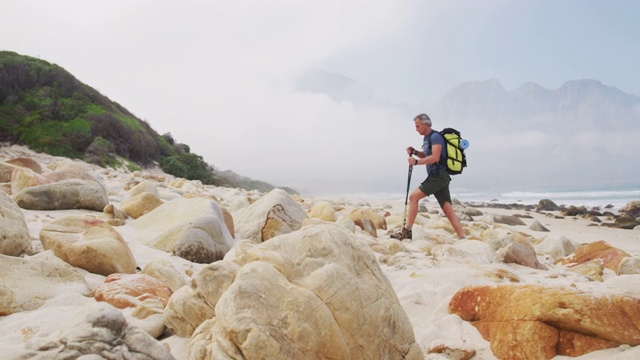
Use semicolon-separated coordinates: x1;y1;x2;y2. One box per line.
0;51;296;194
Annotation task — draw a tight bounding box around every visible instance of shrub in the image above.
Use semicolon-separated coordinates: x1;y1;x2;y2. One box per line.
159;152;215;185
85;136;117;167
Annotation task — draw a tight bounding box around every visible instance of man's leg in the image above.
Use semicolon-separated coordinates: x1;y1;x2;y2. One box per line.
392;187;427;240
406;187;427;229
442;201;465;239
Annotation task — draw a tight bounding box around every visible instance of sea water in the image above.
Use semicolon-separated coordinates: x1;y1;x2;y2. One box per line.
314;188;640;212
455;188;640;211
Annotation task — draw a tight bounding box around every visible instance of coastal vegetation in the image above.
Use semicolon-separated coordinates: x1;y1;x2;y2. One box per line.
0;51;295;194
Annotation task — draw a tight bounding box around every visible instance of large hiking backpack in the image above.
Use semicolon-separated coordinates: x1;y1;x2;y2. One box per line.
430;128;467;175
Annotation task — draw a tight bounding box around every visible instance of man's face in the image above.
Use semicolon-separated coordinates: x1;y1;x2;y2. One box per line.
414;118;430;136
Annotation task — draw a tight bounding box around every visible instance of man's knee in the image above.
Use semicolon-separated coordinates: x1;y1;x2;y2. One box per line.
440;201;454;212
409;190;426;203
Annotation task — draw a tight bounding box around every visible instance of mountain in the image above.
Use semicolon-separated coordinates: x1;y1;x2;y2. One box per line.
429;79;640;132
426;79;640;192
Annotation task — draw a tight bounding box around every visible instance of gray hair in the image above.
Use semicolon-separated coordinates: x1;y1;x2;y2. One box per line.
415;113;432;126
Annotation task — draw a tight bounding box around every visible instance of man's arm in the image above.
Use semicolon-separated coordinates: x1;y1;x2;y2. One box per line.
414;144;441;166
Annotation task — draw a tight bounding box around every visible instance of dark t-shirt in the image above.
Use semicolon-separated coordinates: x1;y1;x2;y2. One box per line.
422;130;448;176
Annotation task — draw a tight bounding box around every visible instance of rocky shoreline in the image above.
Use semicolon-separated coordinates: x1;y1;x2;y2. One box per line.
2;144;640;360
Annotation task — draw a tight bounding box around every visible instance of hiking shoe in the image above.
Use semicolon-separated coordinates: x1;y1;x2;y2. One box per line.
390;227;412;240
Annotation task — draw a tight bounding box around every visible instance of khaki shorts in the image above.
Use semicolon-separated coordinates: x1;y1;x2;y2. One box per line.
418;171;452;208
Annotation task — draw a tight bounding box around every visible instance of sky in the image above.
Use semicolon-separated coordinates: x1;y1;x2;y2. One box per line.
2;0;639;197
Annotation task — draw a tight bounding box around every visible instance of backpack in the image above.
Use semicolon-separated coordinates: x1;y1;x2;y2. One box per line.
429;128;467;175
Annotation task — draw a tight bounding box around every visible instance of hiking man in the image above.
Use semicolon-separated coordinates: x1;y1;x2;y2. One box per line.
391;113;465;240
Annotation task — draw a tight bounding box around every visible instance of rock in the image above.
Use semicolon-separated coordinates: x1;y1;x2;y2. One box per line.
614;215;640;229
535;236;576;262
13;302;175;360
0;251;90;315
537;199;560;211
10;166;48;194
619;256;640;275
348;208;387;230
493;214;526;226
427;344;475;360
566;260;604;281
353;217;377;237
141;259;187;292
529;219;549;232
308;201;337;222
39;215;137;276
0;191;32;256
217;204;235;238
164;286;217;338
184;192;236;237
119;191;164;219
619;200;640;218
449;284;640;359
458;213;473;221
234;188;308;243
587;215;602;223
188;224;422;359
192;260;240;309
602;217;640;229
381;239;411;255
461;207;483;217
557;240;630;274
498;237;547;270
94;273;173;309
163;260;240;338
13;179;109;211
335;215;356;233
432;240;499;265
44;158;100;183
0;162;22;182
562;205;591;216
5;157;43;173
483;230;527;252
130;197;235;263
127;313;166;339
103;203;128;226
127;180;160;198
132;298;165;319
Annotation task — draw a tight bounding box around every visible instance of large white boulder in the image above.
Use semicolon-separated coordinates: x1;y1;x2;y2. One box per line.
0;191;32;256
188;224;423;359
39;215;137;276
234;188;308;243
0;251;90;315
129;197;235;263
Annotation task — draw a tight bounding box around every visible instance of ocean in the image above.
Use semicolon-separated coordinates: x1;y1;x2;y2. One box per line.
314;188;640;212
455;189;640;211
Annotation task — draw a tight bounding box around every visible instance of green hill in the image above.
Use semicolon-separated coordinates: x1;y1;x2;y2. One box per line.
0;51;296;194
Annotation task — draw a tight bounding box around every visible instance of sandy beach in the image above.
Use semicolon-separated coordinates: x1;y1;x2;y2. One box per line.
1;144;640;360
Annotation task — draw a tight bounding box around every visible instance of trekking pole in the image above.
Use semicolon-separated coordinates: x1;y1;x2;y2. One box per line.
402;164;413;229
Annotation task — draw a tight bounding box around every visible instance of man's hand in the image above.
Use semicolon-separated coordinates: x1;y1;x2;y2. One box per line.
406;146;415;156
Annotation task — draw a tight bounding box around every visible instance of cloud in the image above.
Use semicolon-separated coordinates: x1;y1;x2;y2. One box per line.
3;0;639;196
0;0;414;194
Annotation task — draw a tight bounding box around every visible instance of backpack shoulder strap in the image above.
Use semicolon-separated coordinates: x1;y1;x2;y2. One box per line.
427;130;445;165
427;130;436;150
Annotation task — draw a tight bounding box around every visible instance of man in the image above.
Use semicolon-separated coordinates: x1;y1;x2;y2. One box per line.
391;113;465;240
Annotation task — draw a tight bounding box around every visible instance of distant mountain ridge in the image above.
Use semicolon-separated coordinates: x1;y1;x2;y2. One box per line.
429;79;640;132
